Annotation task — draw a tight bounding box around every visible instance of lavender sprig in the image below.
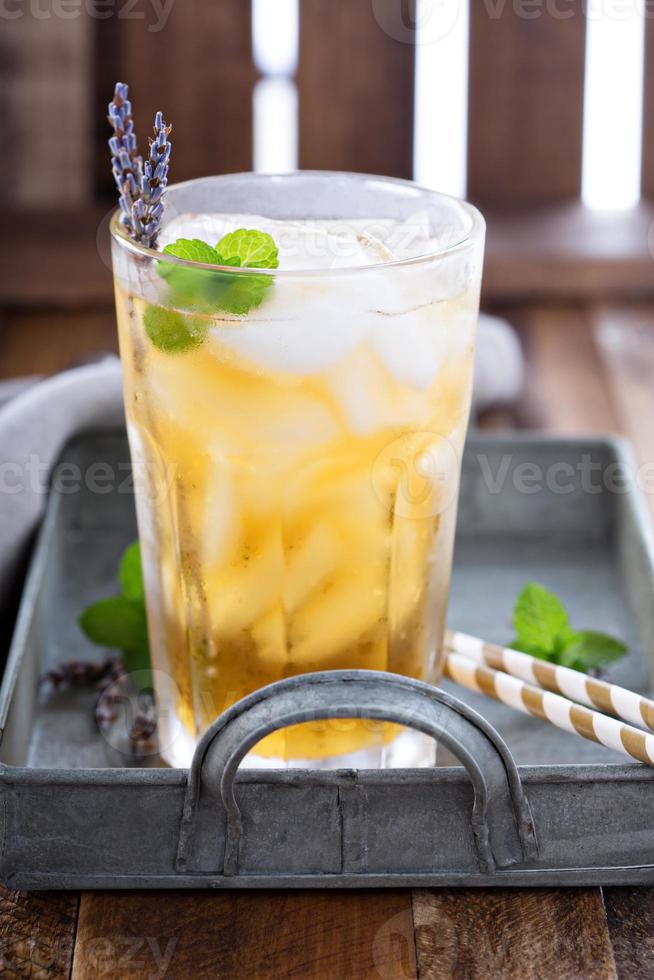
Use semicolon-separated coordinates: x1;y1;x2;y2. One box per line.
108;83;142;239
133;111;172;248
107;82;171;249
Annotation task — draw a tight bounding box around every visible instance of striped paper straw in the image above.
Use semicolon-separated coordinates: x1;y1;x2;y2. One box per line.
444;650;654;767
446;630;654;733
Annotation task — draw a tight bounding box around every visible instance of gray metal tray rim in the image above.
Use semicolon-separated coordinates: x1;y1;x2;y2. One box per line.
2;761;653;785
9;867;654;892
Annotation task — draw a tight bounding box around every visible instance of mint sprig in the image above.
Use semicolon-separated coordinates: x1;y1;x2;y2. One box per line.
512;582;627;672
79;542;151;678
161;228;278;314
145;228;279;353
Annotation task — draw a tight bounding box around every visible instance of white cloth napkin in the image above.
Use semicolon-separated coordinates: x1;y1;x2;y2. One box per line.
0;315;523;608
0;358;124;605
473;314;524;413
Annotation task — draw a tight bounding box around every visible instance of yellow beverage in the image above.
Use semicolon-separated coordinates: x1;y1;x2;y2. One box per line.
111;174;485;767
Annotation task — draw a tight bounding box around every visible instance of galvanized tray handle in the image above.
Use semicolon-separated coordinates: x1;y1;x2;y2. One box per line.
176;670;538;875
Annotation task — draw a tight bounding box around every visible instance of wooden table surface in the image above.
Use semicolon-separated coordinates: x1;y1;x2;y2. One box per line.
2;301;654;979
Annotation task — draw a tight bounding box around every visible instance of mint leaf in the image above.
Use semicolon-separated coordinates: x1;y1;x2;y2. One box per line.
162;239;219;264
79;542;151;679
507;640;552;662
79;595;149;674
156;231;277;324
511;582;628;674
158;240;223;310
216;229;279;269
162;238;222;264
119;540;144;602
559;631;627;670
513;582;570;656
158;240;228;312
211;271;272;316
143;304;207;353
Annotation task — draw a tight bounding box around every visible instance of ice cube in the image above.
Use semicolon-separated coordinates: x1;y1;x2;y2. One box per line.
206;289;371;374
148;341;339;459
370;314;447;390
288;559;386;664
205;530;284;634
160;213;391;271
201;464;239;568
323;345;394;435
282;522;345;613
381;210;432;258
159;212;471;387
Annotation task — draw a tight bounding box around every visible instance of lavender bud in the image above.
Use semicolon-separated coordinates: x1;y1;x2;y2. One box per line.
107;82;171;249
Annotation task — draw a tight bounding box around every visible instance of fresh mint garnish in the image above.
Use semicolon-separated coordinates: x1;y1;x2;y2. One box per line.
147;228;279;351
157;240;227;310
512;583;571;656
79;541;151;678
118;540;145;602
79;597;149;672
512;582;627;673
143;304;207;353
216;228;279;268
556;631;627;670
162;237;221;265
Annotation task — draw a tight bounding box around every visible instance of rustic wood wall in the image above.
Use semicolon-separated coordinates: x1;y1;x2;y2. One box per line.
0;0;653;318
467;0;587;207
298;0;415;177
1;2;652;207
643;15;654;199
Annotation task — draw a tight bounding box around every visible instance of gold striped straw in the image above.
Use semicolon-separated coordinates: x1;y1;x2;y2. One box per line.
446;629;654;733
444;651;654;767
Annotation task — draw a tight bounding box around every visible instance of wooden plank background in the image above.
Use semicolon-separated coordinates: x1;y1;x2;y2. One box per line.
70;890;417;978
467;0;587;207
0;1;653;211
413;889;618;979
0;886;78;977
642;14;654;200
0;3;651;309
0;11;92;207
298;0;415;177
0;23;19;204
116;1;255;186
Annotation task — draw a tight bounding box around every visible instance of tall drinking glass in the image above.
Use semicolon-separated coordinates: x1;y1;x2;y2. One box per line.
110;172;485;768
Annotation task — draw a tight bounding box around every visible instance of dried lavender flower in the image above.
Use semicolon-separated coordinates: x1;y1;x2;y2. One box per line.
135;111;172;248
107;82;171;249
107;82;142;239
41;655;159;759
39;656;122;693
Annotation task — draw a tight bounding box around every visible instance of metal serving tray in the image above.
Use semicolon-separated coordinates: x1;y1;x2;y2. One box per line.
2;430;654;890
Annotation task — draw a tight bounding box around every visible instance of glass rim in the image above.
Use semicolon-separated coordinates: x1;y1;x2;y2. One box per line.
109;170;485;278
